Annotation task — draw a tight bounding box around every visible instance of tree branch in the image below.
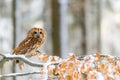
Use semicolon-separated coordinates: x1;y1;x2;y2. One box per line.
0;53;107;67
0;71;40;78
0;53;59;67
0;53;108;78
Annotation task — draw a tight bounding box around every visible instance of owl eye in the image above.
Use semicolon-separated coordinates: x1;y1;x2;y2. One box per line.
34;31;37;34
40;32;42;34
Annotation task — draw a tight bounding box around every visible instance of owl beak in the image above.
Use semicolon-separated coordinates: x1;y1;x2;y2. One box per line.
38;37;42;41
37;35;40;38
37;35;42;41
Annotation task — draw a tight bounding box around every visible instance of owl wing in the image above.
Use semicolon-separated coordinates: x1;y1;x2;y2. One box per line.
12;37;33;55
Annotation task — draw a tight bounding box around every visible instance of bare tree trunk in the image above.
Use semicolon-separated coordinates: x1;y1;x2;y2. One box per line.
67;0;86;56
80;0;87;55
12;0;16;80
51;0;61;56
59;0;68;58
0;0;13;80
85;0;101;54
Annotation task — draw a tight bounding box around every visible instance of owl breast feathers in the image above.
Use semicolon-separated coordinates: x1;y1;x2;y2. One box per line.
12;27;46;56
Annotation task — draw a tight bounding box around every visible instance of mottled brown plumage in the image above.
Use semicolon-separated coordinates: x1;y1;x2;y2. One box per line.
12;27;46;57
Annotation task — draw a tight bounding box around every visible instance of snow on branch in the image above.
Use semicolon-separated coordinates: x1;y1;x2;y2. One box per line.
0;53;108;78
0;53;59;67
0;53;59;78
0;53;107;67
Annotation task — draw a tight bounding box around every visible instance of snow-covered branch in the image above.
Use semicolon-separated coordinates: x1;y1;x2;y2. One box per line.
0;53;108;78
0;53;107;67
0;53;59;67
0;53;59;78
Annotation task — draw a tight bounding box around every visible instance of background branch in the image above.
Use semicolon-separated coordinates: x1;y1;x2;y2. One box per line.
0;71;40;78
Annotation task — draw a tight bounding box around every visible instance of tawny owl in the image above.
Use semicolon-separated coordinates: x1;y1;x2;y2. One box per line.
12;27;46;57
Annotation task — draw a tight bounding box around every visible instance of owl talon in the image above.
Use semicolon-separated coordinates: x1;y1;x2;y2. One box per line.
32;50;42;56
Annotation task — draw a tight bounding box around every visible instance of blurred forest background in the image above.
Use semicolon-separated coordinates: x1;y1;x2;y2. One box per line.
1;0;120;80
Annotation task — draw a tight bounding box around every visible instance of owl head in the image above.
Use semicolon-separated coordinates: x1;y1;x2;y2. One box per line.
27;27;46;41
